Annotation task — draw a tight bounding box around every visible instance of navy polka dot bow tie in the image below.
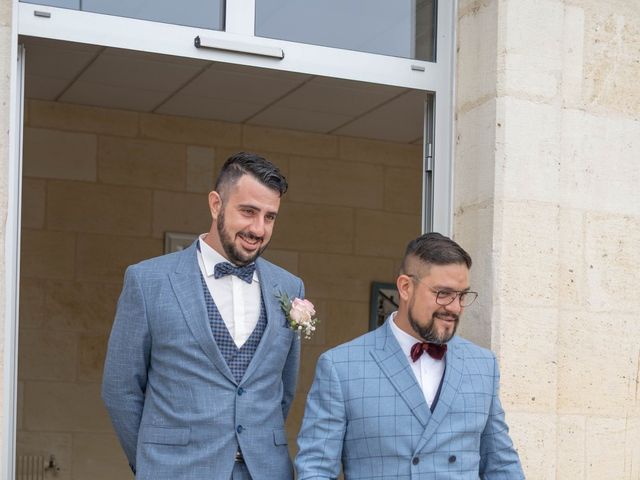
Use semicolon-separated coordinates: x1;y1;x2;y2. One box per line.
410;342;447;361
213;262;256;284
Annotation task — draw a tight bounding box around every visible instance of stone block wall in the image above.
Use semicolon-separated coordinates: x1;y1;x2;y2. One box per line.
17;99;422;479
455;1;640;478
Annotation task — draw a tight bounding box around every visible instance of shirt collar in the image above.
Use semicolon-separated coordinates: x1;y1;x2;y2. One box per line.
198;234;259;282
389;311;421;360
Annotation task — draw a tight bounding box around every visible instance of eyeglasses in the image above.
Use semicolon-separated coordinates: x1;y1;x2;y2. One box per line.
407;274;478;307
429;288;478;307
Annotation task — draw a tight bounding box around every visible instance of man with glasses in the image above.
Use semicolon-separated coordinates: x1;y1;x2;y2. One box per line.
296;232;524;479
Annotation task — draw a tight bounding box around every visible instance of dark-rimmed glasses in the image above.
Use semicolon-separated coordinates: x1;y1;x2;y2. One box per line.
407;274;478;307
428;288;478;307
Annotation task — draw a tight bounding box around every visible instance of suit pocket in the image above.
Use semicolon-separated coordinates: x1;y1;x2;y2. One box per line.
276;326;295;341
273;428;288;446
140;425;190;445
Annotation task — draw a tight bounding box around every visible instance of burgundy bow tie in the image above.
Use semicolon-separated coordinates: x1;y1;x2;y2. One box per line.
410;342;447;362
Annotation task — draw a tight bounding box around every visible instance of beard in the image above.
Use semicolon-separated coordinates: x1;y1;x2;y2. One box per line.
408;308;459;344
217;209;268;266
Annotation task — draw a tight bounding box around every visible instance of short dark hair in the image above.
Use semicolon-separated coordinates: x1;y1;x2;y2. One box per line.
214;152;288;198
401;232;472;273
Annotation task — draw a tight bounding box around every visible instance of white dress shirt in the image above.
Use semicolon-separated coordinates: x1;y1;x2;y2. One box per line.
389;312;445;408
197;234;261;348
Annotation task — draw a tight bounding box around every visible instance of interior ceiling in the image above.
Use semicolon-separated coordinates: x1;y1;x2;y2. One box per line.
22;36;425;144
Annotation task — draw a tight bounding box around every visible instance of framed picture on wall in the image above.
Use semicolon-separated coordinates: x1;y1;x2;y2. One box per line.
369;282;399;331
164;232;199;254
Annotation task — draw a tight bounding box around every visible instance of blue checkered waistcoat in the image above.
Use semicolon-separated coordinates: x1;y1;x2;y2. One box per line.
200;274;267;382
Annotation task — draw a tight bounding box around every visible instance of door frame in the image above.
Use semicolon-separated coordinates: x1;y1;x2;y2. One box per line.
3;1;25;476
4;2;457;477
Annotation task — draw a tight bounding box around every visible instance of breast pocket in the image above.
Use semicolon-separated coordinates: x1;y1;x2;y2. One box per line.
262;327;296;372
276;326;295;342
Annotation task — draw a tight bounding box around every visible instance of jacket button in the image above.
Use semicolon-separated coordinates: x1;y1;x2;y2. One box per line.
412;457;420;465
448;455;456;463
236;425;244;434
237;387;244;396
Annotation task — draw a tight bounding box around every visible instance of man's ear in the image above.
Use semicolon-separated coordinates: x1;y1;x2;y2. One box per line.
396;274;413;302
209;191;223;220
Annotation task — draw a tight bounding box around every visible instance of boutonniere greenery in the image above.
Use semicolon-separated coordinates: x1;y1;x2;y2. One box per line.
277;292;318;340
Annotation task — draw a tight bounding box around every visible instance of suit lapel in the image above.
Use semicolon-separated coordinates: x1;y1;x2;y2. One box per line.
370;320;431;428
241;258;281;383
415;337;464;451
168;242;235;384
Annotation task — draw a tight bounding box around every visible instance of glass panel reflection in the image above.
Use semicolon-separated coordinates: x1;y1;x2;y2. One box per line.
20;0;225;31
21;0;79;8
255;0;436;61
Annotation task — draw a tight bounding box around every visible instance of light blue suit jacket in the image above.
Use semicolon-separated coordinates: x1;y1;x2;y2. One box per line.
102;242;302;480
296;319;524;479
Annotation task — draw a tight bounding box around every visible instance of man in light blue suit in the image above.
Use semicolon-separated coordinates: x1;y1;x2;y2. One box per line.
102;152;303;479
296;233;524;479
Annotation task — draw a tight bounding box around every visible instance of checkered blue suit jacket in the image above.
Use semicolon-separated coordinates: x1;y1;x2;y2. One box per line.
296;319;524;479
102;241;303;480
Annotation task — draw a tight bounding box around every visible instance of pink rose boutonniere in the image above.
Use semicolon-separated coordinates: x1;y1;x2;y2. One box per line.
277;293;318;339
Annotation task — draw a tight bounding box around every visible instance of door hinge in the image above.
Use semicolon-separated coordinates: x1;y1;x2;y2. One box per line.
425;143;433;172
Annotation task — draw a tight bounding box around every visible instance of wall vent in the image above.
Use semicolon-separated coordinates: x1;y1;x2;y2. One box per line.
16;455;45;480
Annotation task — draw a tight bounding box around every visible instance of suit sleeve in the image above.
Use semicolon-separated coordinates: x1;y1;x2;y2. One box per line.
479;355;525;480
101;266;151;471
281;280;303;419
295;352;346;480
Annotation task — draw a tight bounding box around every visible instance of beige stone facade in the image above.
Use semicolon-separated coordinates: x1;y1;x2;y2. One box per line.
455;1;640;479
1;1;639;479
16;99;421;479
